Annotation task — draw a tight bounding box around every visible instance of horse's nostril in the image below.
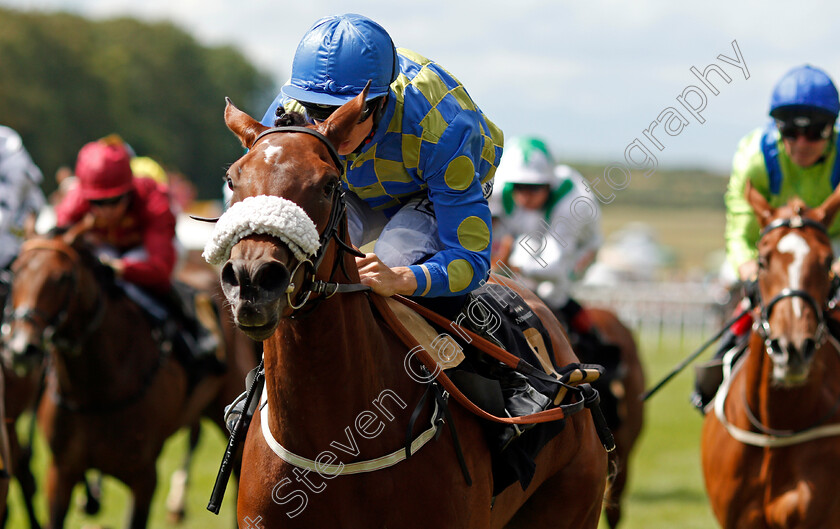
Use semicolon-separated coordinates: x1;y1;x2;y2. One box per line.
23;343;42;359
255;262;291;294
221;262;240;288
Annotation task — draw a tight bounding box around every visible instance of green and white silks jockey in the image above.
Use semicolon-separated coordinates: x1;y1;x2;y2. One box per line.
491;136;601;309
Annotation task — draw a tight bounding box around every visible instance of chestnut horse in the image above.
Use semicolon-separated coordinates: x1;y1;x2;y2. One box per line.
702;182;840;528
213;90;608;528
3;228;254;529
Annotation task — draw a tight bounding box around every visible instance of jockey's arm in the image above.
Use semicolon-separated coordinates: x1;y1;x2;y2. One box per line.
724;131;767;280
358;113;492;298
405;113;492;298
119;185;177;292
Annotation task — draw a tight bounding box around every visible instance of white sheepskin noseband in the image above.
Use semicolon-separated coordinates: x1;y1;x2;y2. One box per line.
202;195;320;266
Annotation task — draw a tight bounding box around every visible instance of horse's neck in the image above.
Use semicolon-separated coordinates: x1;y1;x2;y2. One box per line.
51;286;156;402
263;289;416;451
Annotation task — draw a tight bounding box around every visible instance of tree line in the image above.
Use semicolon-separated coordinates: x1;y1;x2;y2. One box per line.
0;7;276;200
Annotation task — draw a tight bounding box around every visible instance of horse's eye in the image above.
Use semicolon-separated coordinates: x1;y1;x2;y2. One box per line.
323;179;338;197
758;255;768;269
225;174;234;191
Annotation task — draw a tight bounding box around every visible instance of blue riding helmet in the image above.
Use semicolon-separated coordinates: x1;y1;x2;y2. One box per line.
281;14;398;106
769;64;840;121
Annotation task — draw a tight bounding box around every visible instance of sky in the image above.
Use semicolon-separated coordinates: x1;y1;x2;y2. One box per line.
3;0;839;173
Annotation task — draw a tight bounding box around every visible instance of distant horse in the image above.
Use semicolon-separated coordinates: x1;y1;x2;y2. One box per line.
585;308;644;529
1;266;45;529
3;226;254;529
702;182;840;528
214;89;608;528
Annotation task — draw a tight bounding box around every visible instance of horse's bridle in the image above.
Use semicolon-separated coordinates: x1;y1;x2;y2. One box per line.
2;239;105;354
754;215;834;352
248;126;370;316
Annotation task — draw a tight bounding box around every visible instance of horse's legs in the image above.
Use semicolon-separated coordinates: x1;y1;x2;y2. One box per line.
603;451;625;528
165;422;201;523
7;424;41;529
45;463;79;529
127;468;157;529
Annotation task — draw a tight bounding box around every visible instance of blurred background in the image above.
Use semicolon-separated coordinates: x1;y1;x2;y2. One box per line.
2;1;837;527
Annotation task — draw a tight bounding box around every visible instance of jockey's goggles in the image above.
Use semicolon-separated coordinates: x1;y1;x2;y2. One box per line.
89;193;128;208
299;97;381;123
778;120;833;142
512;183;551;192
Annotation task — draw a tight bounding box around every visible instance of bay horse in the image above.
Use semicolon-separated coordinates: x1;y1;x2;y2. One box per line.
585;308;644;529
701;182;840;528
3;225;254;529
214;89;608;528
2;270;46;529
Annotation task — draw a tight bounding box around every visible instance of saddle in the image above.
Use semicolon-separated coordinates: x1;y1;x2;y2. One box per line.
114;278;225;386
375;283;611;494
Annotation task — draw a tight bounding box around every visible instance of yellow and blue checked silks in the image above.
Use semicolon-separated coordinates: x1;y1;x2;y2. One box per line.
263;49;504;298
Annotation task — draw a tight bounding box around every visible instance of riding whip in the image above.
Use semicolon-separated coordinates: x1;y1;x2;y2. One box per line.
641;306;751;401
207;358;264;514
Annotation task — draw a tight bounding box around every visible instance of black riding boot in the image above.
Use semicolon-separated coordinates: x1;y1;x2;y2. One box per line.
167;282;224;379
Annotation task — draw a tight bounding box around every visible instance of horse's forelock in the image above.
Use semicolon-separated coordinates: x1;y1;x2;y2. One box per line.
273;110;307;128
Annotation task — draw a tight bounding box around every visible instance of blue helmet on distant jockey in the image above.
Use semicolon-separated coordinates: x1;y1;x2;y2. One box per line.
769;64;840;122
281;14;399;106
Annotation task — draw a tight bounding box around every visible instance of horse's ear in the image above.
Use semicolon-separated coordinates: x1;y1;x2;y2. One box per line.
224;97;268;149
317;81;370;150
746;180;774;228
813;184;840;227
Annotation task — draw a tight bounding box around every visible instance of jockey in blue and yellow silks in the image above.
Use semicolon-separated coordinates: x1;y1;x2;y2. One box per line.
260;14;503;299
222;14;569;438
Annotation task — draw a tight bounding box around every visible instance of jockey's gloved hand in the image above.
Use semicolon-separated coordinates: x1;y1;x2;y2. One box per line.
98;255;124;279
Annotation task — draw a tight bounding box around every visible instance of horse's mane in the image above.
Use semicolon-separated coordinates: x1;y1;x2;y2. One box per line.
44;227;122;297
273;106;308;127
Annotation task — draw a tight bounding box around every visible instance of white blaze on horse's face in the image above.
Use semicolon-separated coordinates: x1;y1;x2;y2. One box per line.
777;232;810;318
263;145;284;165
